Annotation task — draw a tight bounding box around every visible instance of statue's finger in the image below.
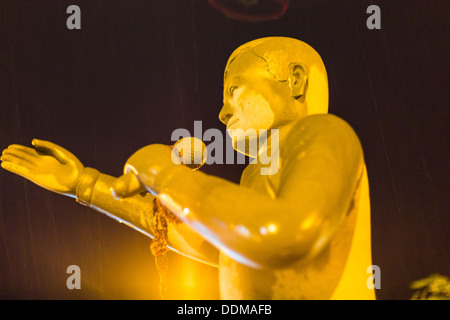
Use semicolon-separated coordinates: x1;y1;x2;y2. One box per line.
1;154;36;167
3;148;37;163
7;144;39;157
31;139;73;165
1;159;33;178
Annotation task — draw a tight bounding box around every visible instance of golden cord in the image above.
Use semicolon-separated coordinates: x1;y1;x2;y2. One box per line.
150;196;182;299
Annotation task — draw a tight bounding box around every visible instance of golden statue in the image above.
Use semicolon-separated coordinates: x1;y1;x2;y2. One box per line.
1;37;375;299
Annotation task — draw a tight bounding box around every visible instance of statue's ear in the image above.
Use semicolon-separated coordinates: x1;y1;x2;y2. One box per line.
288;63;308;99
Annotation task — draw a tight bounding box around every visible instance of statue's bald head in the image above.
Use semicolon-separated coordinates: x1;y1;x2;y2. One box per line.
224;37;328;115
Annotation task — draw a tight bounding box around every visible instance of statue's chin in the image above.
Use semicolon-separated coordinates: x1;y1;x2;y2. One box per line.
229;134;260;159
226;126;274;159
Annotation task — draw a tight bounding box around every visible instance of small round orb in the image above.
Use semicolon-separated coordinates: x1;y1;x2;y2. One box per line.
173;137;207;170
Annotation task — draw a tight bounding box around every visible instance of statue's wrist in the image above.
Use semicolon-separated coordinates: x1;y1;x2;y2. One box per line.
76;167;101;206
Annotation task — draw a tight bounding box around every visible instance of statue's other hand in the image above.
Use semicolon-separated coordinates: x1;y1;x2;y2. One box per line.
1;139;84;197
116;144;174;197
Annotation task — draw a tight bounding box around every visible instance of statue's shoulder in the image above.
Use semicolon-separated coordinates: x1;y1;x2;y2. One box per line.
279;114;363;169
282;114;360;143
291;113;355;130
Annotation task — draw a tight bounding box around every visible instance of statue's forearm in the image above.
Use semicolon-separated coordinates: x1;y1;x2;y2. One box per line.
76;167;155;235
75;167;219;267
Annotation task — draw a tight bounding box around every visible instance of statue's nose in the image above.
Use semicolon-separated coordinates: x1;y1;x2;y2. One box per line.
219;104;233;125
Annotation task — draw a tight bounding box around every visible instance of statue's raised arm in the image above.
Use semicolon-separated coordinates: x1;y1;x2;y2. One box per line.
0;139;219;266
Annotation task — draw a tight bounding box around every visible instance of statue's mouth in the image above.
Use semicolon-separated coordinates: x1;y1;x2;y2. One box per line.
227;118;239;128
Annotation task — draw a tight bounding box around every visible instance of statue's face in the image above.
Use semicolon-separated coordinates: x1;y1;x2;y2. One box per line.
219;51;297;154
220;52;295;152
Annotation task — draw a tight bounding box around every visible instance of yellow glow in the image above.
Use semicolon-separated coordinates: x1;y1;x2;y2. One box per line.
267;223;277;234
182;207;190;217
183;263;196;289
260;223;278;236
300;215;315;231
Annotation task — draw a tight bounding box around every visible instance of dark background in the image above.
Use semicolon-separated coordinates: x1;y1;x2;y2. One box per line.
0;0;448;300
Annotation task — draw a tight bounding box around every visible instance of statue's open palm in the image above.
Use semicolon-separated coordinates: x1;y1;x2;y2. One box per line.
1;139;84;197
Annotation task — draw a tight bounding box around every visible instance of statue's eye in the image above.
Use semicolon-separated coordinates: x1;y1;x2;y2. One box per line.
229;86;238;96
